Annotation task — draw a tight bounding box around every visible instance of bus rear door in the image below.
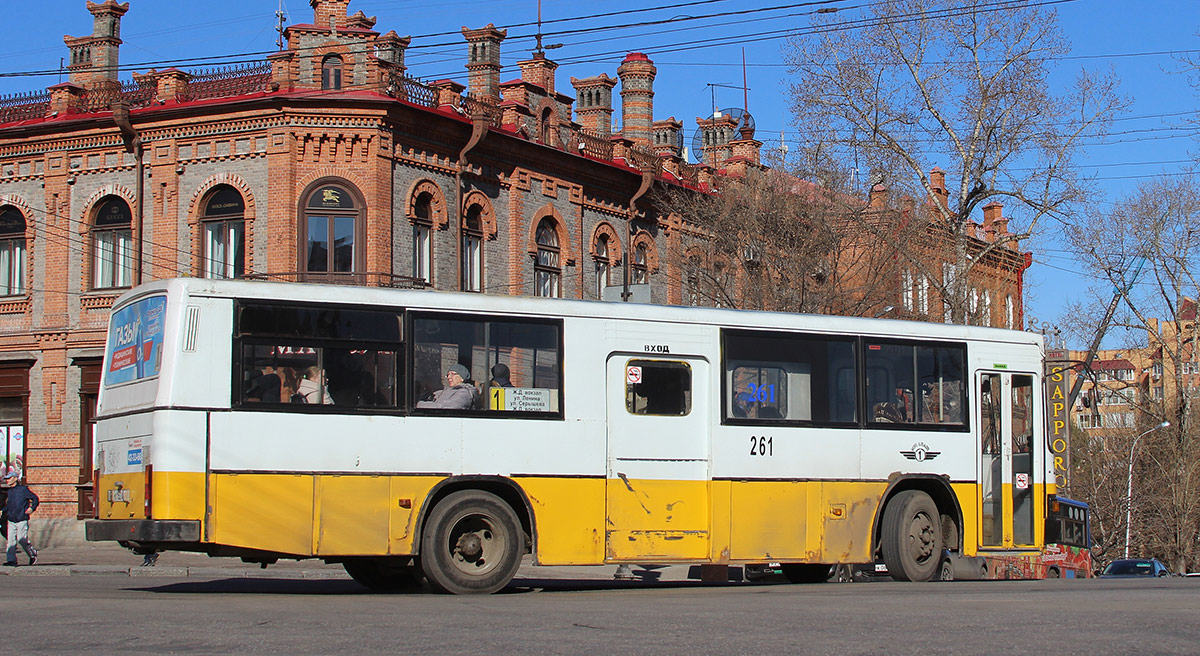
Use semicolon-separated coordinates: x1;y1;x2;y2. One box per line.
605;355;711;561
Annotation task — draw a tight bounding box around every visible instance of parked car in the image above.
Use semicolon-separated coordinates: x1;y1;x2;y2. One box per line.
1098;558;1172;578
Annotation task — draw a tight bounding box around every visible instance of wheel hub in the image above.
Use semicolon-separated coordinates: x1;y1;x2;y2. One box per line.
908;513;936;563
455;532;484;562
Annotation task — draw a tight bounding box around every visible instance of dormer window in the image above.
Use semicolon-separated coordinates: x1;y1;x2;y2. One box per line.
322;55;343;90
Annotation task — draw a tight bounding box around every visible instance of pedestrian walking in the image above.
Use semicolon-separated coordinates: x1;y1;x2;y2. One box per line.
2;471;38;566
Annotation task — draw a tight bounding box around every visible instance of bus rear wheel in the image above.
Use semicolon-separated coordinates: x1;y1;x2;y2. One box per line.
343;557;423;592
880;490;941;582
782;563;830;583
420;490;524;595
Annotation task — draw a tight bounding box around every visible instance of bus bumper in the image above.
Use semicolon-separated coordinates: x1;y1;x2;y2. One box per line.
85;519;201;543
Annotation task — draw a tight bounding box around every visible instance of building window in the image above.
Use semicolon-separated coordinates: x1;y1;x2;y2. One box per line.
917;275;929;315
461;204;483;292
901;269;914;312
200;185;245;279
0;206;26;296
322;55;343;90
594;233;612;299
302;183;360;280
632;242;648;285
534;218;561;298
412;192;433;284
92;195;134;290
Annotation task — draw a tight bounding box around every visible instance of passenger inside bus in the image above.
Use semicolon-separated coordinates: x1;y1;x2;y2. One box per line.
245;363;281;403
416;364;478;409
298;366;333;404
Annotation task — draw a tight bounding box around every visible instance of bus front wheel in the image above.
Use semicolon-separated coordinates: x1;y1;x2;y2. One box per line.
880;490;941;582
420;490;524;594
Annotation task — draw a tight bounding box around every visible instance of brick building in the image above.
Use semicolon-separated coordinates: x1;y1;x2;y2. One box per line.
0;0;1028;534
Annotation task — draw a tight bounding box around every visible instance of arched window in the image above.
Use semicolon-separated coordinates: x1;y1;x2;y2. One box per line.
92;196;134;289
200;185;245;279
461;204;483;292
0;206;26;296
412;192;433;284
632;242;648;285
594;233;612;299
535;218;560;298
302;183;360;281
540;107;553;144
322;55;343;90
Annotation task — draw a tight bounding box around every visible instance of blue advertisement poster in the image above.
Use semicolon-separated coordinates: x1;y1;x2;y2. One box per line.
106;295;167;386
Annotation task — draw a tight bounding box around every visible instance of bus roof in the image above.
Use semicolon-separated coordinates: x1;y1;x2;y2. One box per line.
116;278;1043;349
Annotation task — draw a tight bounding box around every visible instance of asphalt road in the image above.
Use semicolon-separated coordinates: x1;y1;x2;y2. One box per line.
5;575;1199;655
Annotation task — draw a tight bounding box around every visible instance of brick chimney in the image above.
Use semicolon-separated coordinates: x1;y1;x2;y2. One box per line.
929;167;949;210
64;0;128;90
617;53;656;148
869;183;889;209
311;0;351;29
983;202;1008;240
571;74;616;137
695;112;738;167
462;24;507;103
518;52;558;96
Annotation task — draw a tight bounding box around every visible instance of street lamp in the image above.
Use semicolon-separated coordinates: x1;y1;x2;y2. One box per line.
1125;420;1171;559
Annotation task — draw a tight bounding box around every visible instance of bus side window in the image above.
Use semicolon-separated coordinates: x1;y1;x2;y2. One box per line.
723;329;856;425
626;360;691;416
411;314;562;415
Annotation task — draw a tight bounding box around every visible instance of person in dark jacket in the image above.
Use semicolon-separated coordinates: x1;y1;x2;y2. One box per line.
2;471;38;566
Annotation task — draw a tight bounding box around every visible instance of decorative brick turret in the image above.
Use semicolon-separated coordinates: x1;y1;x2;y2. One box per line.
374;30;411;75
617;53;656;148
652;117;683;158
462;24;507;103
571;74;616;137
695;112;738;167
63;1;128;91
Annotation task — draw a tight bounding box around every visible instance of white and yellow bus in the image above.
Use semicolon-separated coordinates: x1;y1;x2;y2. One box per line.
86;278;1051;593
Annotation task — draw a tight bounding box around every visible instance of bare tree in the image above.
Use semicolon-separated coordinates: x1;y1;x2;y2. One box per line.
786;0;1125;323
1066;173;1200;572
653;165;905;316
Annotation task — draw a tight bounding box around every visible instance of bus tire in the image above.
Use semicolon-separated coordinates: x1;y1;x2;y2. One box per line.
420;490;523;595
782;563;830;583
938;557;954;581
1046;567;1060;579
880;490;941;582
343;557;423;592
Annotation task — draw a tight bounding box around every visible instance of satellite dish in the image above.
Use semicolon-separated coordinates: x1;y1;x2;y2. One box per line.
689;108;755;164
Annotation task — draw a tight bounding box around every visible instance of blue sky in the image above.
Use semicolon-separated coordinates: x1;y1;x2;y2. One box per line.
1;0;1196;347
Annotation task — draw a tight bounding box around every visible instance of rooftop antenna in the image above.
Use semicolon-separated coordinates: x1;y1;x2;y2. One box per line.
533;0;563;55
275;0;288;50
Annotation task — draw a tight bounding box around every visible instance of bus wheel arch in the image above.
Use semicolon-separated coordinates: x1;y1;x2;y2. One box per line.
873;476;963;582
415;476;535;558
419;488;525;594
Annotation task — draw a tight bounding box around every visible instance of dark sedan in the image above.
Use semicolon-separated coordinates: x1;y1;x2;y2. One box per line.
1099;558;1172;578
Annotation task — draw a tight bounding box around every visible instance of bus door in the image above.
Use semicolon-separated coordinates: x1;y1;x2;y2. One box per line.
977;371;1039;550
605;355;711;561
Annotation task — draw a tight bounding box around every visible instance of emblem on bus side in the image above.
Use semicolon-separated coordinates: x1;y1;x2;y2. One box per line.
901;442;940;462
